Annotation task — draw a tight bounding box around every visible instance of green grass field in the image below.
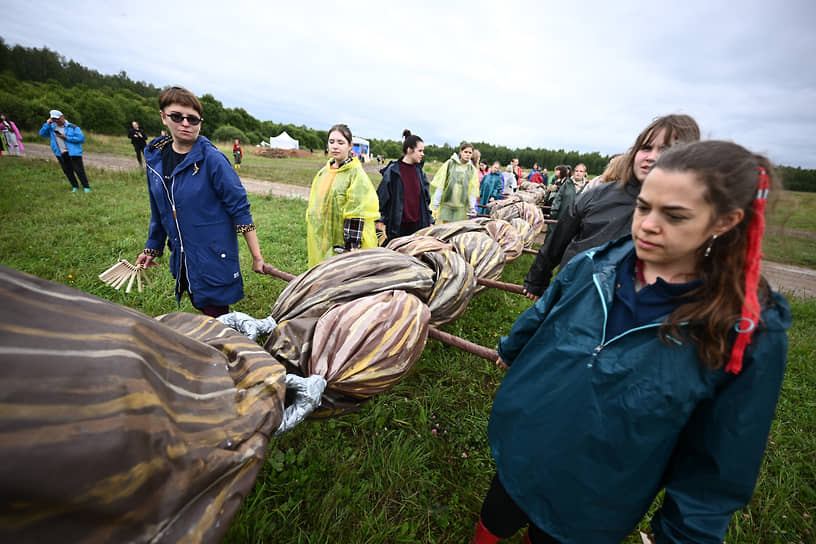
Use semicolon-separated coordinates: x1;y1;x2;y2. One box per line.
0;158;814;543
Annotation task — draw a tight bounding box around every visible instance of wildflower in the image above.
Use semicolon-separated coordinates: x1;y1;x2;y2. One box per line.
461;452;468;458
804;513;811;519
431;429;437;436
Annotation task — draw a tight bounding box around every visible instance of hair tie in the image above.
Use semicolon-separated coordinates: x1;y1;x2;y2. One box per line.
725;166;770;373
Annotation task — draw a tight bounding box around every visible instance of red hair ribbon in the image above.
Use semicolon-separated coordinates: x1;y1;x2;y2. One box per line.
725;166;770;374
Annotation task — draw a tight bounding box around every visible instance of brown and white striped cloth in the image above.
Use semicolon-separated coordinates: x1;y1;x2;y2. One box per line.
0;266;286;543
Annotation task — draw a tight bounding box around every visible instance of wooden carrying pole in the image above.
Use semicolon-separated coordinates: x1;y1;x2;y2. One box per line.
261;263;499;362
476;277;525;295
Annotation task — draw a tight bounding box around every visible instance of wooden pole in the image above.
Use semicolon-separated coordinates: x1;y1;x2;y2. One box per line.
476;277;525;295
262;263;296;282
427;327;498;362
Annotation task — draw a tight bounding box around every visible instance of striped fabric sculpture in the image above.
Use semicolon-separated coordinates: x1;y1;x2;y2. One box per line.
0;266;286;544
476;218;524;262
489;199;545;234
305;290;431;418
387;235;476;326
511;217;536;248
448;231;505;294
264;248;435;416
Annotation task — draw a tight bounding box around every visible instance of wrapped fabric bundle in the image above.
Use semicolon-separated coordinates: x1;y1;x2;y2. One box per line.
473;218;524;262
449;231;505;294
492;200;545;235
519;201;546;234
387;235;477;326
305;290;431;416
265;248;433;383
511;217;536;248
269;247;433;322
414;219;486;241
489;198;525;222
0;266;286;544
517;182;547;202
386;233;452;254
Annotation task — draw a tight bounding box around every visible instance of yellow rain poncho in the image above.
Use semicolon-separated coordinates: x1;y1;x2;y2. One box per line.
430;153;479;223
306;157;380;267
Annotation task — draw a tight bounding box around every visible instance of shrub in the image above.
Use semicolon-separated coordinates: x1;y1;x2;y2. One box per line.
211;125;247;143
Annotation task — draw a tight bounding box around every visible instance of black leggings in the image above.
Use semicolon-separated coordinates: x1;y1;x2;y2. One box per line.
480;474;560;544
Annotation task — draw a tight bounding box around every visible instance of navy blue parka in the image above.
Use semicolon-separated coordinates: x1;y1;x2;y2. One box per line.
143;136;254;308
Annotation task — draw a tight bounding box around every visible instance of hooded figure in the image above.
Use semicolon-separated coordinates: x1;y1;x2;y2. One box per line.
306;155;380;267
431;144;479;223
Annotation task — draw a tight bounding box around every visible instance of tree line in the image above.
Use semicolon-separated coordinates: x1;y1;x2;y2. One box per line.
2;38;814;189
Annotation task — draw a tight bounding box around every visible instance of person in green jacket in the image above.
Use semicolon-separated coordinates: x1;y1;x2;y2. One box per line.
549;163;588;220
305;123;379;267
470;140;789;544
430;141;479;222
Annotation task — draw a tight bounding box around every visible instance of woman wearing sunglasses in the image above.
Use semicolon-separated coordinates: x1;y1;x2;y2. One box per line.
135;86;266;317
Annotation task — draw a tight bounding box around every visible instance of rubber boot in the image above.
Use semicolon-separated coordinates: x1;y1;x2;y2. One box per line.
470;517;501;544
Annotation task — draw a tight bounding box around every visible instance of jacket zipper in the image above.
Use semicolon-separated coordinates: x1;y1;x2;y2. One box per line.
588;271;664;367
147;163;191;301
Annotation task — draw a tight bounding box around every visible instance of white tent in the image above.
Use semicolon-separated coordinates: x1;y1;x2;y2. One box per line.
352;136;370;160
268;131;299;149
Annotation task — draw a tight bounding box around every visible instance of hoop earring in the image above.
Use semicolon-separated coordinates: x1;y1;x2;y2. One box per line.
704;234;718;257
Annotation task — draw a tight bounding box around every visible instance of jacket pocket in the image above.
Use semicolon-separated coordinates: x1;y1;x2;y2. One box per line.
197;245;241;288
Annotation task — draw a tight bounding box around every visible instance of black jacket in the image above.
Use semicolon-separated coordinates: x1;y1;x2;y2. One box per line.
376;160;432;241
128;127;147;149
524;177;641;296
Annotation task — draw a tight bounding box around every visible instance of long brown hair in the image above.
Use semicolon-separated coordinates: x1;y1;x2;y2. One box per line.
656;140;779;369
620;114;701;187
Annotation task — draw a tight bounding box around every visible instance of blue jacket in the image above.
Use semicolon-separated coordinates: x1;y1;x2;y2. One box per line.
376;159;432;241
491;237;790;544
478;171;503;213
39;121;85;156
144;136;254;308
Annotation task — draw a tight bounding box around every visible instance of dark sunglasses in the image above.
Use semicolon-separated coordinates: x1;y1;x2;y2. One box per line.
164;111;203;125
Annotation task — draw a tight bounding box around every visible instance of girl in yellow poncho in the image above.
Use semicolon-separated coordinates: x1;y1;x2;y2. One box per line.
306;124;380;267
430;141;480;223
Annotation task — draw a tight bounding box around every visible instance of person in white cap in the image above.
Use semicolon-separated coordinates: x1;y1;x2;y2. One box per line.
39;109;91;192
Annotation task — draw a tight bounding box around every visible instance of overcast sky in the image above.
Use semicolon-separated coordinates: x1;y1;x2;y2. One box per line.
4;0;815;167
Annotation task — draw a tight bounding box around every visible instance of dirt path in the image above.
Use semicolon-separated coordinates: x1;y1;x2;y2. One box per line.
20;143;816;298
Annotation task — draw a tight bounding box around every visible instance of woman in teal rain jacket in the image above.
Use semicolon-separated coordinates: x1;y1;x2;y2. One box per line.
478;161;504;214
470;141;790;544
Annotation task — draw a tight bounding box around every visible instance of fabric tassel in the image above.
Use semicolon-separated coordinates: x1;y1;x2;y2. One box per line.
725;166;770;374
